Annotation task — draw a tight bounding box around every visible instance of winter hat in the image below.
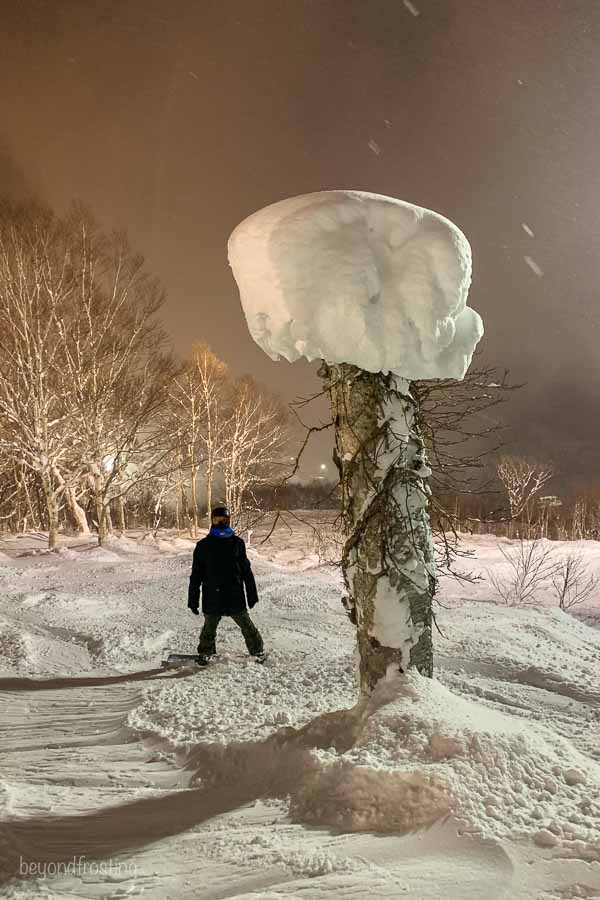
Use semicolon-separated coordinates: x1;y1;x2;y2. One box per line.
211;506;230;519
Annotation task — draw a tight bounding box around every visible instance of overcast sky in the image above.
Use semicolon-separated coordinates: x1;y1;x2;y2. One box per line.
3;0;600;483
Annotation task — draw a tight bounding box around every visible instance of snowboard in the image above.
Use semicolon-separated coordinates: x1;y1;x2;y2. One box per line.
161;652;205;668
161;651;269;668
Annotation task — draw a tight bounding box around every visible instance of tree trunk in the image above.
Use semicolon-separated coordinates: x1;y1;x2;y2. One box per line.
52;466;90;535
178;478;188;531
92;472;108;545
320;362;435;693
175;477;181;531
41;470;60;550
117;495;126;533
67;487;90;534
205;466;213;521
190;463;198;537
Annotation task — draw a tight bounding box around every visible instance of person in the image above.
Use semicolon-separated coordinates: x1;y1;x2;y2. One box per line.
187;505;265;664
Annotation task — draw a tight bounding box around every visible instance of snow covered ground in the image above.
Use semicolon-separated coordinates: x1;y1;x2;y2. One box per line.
1;516;599;899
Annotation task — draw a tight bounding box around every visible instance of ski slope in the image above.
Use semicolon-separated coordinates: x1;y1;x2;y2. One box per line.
0;517;599;899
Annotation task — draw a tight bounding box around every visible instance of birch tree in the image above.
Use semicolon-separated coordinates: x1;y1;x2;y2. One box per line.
221;375;290;525
229;191;483;692
168;362;206;536
0;201;77;547
169;343;230;531
497;455;554;528
192;343;230;519
53;207;177;543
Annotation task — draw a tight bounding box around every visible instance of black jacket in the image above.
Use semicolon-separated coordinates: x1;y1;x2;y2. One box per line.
188;534;258;616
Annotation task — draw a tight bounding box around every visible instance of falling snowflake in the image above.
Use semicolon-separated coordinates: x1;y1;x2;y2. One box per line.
403;0;420;16
368;139;381;156
521;222;535;237
523;256;543;277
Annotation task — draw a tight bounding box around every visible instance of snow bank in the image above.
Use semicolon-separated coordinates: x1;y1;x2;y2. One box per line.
304;673;600;858
228;190;483;379
0;614;93;674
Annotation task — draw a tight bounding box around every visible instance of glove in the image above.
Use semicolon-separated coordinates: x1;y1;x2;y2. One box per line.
188;602;199;615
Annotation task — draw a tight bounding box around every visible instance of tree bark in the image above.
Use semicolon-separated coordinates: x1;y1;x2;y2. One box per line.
205;468;213;522
117;495;126;533
41;470;60;550
320;362;435;693
92;472;108;545
190;461;199;537
51;467;90;535
67;486;90;534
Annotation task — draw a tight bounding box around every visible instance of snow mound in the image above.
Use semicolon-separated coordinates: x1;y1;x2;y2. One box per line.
0;615;92;674
102;534;160;556
128;651;357;745
439;601;600;699
228;190;483;380
74;546;123;562
325;673;600;858
290;757;453;833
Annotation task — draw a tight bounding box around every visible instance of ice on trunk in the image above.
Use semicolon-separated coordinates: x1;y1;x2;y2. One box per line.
228;190;483;381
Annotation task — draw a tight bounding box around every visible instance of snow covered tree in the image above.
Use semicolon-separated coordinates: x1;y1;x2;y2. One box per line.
189;343;230;521
228;191;483;692
0;201;80;548
497;454;554;532
220;375;290;525
168;353;209;536
52;206;177;544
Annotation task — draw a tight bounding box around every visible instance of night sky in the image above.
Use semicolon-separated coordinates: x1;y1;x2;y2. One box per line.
3;0;600;483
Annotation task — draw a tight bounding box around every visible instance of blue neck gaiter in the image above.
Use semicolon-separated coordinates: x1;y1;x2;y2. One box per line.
210;526;234;538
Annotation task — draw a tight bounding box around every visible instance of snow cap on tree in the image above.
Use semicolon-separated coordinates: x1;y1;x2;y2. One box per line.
228;190;483;380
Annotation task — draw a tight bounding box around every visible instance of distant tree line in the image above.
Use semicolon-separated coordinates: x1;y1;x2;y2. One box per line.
0;199;292;545
430;453;600;542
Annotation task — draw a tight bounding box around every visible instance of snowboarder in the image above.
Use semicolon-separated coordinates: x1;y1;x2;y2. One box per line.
187;505;265;664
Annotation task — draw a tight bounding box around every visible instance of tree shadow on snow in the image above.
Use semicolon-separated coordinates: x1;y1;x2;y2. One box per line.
0;674;453;886
0;668;194;692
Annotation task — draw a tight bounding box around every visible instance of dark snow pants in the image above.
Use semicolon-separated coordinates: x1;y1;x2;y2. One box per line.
197;612;264;657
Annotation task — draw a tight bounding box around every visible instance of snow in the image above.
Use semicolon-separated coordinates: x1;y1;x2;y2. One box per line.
228;191;484;380
403;0;420;16
359;390;434;653
1;520;600;898
522;222;535;237
524;255;544;277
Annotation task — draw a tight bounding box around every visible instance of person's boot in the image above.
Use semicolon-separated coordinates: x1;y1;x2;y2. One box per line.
196;654;210;666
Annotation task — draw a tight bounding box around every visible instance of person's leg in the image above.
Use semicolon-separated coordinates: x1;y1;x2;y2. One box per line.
197;615;220;657
231;612;264;656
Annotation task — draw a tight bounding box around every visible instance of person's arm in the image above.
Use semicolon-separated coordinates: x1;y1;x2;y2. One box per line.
239;539;259;608
188;543;204;614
